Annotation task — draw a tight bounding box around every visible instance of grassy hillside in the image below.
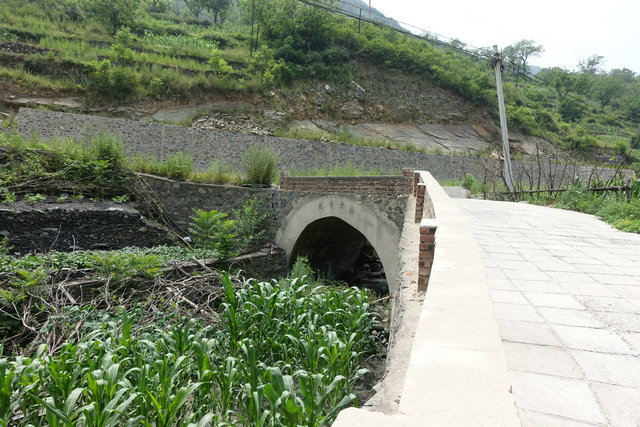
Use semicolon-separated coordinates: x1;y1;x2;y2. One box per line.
0;0;638;170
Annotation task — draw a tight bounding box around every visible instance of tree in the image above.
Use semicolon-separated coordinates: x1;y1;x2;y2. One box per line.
183;0;206;19
83;0;140;34
204;0;231;24
144;0;169;13
578;54;604;75
503;39;544;86
538;67;577;101
592;74;624;110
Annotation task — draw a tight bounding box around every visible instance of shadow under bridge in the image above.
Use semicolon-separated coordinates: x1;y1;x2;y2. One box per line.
275;195;402;294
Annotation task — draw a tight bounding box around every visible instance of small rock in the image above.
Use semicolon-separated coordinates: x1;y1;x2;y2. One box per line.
341;102;364;119
324;84;337;96
350;81;366;101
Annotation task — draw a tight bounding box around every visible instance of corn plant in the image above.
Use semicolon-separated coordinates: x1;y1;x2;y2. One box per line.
0;271;380;426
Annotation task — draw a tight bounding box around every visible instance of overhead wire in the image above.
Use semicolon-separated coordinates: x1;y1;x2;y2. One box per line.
294;0;493;61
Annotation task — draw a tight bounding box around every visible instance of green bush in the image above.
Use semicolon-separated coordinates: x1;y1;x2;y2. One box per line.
461;173;476;190
188;208;238;261
289;255;315;283
85;59;139;100
242;146;279;185
165;152;193;181
232;198;271;249
558;97;585;122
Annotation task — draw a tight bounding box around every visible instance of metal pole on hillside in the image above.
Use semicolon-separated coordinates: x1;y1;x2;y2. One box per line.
493;45;515;192
369;0;372;21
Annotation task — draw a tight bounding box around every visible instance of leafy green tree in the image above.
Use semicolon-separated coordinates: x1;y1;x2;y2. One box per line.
558;97;585;122
204;0;231;24
578;54;604;75
592;74;624;110
82;0;140;34
183;0;206;19
188;209;238;261
538;67;576;101
144;0;169;12
209;47;233;76
503;39;544;85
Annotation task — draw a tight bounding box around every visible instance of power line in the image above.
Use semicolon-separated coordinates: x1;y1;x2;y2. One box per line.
295;0;492;61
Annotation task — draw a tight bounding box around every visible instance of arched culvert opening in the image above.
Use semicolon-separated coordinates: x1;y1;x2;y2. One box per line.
290;216;388;294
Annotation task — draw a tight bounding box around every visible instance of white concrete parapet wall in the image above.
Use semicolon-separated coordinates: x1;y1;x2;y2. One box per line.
334;171;519;426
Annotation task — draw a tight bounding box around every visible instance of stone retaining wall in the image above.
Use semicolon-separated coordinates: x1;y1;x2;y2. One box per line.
142;174;408;235
18;108;633;185
0;203;174;254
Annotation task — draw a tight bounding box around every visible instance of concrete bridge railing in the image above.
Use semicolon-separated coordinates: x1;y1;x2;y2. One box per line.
334;171;519;426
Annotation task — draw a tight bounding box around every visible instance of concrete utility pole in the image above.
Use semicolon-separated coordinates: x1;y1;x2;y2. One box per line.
493;45;515;192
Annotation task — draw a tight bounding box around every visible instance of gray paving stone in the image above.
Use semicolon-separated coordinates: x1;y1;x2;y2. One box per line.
503;342;582;378
485;267;507;279
486;278;517;291
552;325;633;354
518;409;601;427
484;252;526;262
536;262;579;272
560;256;606;266
591;383;640;427
538;307;604;328
504;268;551;281
484;246;519;255
559;282;618;297
545;271;597;284
458;198;640;426
575;296;640;314
574;263;621;275
589;273;639;285
493;303;543;322
497;319;561;346
490;290;529;305
622;332;640;351
512;280;569;294
524;293;584;310
509;371;605;424
523;255;564;265
571;350;640;388
593;312;640;333
498;260;541;271
608;285;640;299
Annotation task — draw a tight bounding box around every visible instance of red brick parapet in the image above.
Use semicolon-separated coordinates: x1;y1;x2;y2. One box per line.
418;219;437;292
280;172;412;195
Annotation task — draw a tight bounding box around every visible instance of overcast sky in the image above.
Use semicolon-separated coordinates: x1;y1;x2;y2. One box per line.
370;0;640;73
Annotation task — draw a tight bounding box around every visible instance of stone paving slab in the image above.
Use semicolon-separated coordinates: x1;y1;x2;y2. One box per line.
458;199;640;426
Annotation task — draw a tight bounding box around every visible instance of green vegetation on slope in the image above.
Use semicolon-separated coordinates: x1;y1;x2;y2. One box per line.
1;0;639;168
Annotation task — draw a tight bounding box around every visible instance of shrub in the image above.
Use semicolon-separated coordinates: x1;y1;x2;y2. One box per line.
87;132;125;169
85;59;139;100
558;97;585;122
208;47;232;77
208;159;234;183
232;198;271;249
242;146;279;185
188;209;238;261
165;152;193;180
461;173;475;190
289;255;315;283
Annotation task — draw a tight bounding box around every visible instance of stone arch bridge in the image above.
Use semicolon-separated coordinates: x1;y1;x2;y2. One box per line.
145;172;419;295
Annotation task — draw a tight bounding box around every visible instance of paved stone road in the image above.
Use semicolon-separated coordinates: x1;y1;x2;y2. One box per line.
457;199;640;427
